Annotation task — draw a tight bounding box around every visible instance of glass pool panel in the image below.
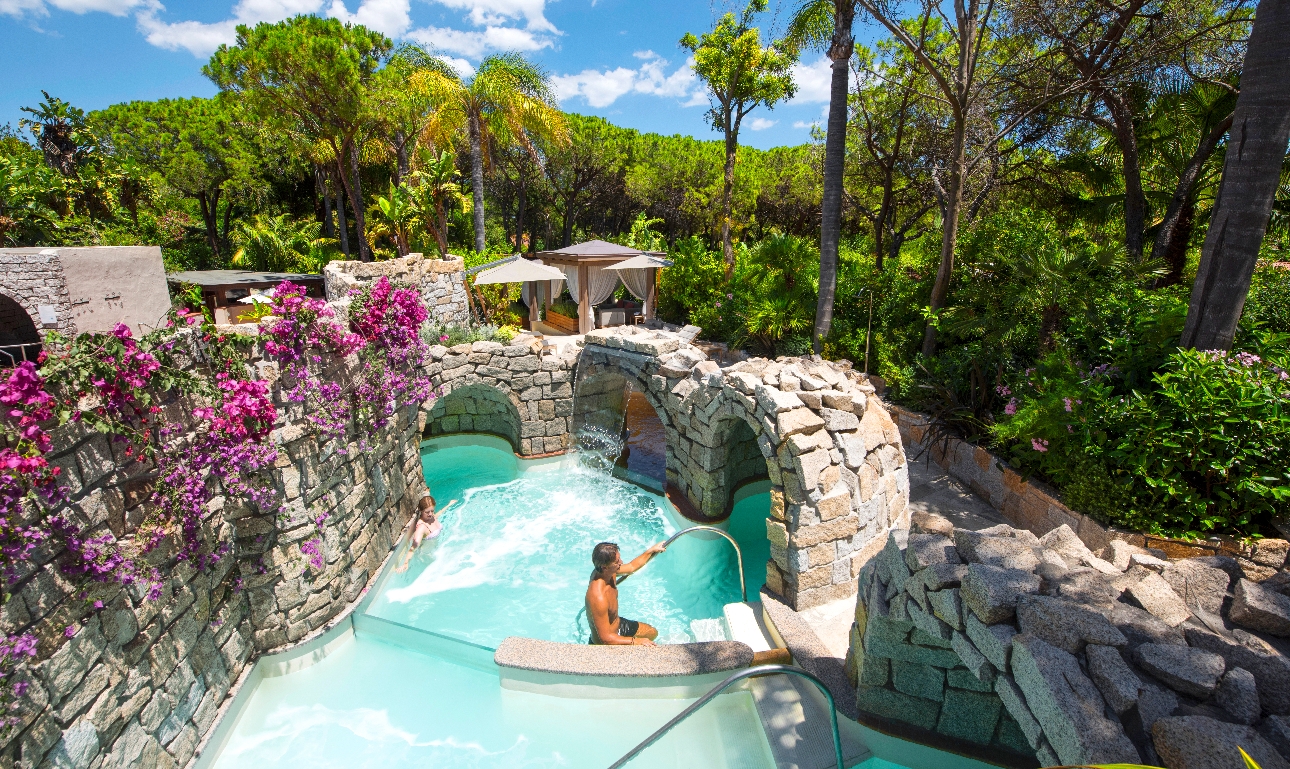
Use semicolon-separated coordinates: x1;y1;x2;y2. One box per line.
211;635;773;769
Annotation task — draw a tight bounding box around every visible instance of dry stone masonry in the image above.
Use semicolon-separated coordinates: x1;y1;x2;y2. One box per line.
848;510;1290;769
324;254;469;327
578;325;910;610
2;340;428;769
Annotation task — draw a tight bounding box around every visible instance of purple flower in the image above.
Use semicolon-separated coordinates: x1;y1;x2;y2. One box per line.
995;385;1011;397
1063;397;1073;412
1031;438;1049;453
64;625;76;638
1004;398;1018;416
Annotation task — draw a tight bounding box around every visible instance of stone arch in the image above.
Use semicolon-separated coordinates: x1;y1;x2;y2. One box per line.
422;382;524;451
0;292;41;365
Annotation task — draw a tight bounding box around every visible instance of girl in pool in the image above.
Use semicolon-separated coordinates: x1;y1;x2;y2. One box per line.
395;495;457;572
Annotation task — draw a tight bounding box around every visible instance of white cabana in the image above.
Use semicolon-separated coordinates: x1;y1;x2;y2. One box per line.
607;255;673;320
537;240;669;334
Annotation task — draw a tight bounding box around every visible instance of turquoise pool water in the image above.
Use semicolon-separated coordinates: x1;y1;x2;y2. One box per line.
725;484;772;600
211;634;773;769
364;440;745;646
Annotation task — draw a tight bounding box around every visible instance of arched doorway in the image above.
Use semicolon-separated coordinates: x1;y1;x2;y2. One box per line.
423;384;524;451
0;294;41;367
619;391;666;489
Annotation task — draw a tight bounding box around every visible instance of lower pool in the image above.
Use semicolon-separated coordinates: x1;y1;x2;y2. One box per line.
210;634;773;769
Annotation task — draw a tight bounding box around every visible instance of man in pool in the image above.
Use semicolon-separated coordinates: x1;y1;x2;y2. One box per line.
586;541;666;645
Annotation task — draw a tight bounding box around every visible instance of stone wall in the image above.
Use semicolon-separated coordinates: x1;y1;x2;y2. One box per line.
423;338;576;457
848;511;1290;769
1;341;427;769
323;255;469;327
424;382;524;450
579;326;910;610
0;249;75;342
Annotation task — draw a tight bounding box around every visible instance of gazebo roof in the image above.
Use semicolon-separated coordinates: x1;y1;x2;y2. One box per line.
536;239;665;264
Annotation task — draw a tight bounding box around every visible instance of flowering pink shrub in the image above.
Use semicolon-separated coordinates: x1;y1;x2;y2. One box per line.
0;279;434;709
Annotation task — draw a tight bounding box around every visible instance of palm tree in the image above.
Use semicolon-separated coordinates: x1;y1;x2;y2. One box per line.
1181;0;1290;350
407;149;471;257
788;0;856;354
413;53;567;253
232;214;337;273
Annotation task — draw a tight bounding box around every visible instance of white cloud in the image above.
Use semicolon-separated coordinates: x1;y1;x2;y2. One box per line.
792;120;816;129
2;0;143;18
441;56;475;77
552;55;701;109
407;23;550;58
326;0;410;37
790;56;833;104
135;0;327;57
748;117;776;131
430;0;554;33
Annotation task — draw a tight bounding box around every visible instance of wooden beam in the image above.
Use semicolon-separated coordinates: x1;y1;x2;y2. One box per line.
578;263;592;334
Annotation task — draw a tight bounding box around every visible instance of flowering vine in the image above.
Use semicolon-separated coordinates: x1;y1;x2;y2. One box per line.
0;276;435;722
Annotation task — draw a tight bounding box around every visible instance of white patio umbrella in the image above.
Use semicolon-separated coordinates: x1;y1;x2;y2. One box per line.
472;257;566;284
238;293;274;304
606;254;672;320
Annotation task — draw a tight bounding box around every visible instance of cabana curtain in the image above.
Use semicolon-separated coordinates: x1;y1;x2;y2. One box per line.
560;266;620;306
521;280;564;307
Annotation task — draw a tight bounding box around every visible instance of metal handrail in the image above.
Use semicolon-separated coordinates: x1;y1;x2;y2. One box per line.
605;664;845;769
618;525;746;602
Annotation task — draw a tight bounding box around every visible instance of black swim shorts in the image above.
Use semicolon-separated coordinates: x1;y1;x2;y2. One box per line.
617;617;640;637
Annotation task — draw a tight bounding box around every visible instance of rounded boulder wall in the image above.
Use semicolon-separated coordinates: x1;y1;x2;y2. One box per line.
580;326;910;611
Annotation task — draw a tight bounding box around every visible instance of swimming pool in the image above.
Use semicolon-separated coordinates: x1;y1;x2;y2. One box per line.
203;436;999;769
207;436;774;769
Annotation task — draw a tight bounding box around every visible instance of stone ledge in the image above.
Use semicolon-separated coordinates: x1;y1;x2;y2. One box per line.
493;637;753;677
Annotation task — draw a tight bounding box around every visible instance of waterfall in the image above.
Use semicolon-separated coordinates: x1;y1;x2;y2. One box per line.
570;363;634;473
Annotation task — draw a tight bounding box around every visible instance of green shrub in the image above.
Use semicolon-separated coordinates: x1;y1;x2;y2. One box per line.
423;322;517;346
993;348;1290;538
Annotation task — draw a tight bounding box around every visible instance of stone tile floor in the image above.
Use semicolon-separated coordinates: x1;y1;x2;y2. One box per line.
796;451;1006;661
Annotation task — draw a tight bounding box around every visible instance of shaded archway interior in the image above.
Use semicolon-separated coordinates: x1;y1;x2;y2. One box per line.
0;294;41;366
423;384;524;452
619;391;666;486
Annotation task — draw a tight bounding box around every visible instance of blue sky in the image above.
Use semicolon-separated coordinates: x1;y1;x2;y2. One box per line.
0;0;846;149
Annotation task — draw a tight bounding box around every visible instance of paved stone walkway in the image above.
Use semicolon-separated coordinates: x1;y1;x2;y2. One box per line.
796;450;1006;660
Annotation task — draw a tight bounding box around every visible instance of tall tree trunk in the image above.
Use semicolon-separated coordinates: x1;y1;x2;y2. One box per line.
317;165;334;239
814;15;854;354
516;178;527;252
562;200;575;247
394;130;409;188
347;144;372;261
1104;93;1147;259
720;128;738;279
922;117;968;358
469;112;487;253
221;198;233;256
335;168;351;258
1181;0;1290;351
197;189;222;266
1151;113;1234;285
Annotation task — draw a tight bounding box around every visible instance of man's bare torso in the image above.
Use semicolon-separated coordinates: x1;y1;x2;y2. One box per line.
586;574;619;641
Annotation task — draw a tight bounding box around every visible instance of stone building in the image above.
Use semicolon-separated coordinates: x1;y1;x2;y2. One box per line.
0;247;172;363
